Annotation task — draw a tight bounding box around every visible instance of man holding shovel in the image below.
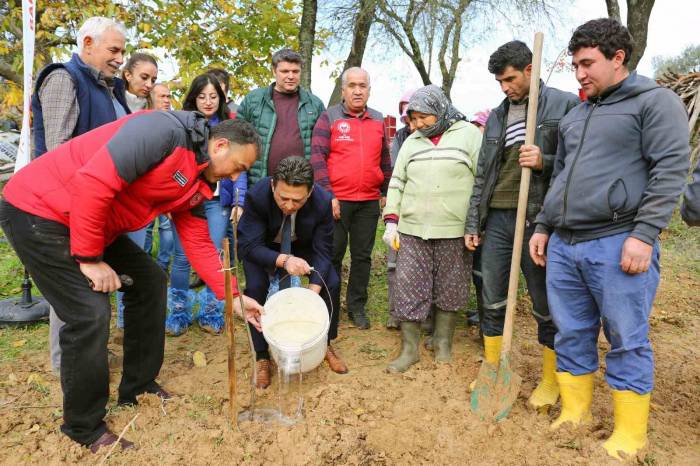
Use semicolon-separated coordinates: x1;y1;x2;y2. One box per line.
465;40;579;411
529;19;689;460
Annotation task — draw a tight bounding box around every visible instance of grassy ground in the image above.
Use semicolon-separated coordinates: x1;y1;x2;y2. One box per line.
3;211;695;363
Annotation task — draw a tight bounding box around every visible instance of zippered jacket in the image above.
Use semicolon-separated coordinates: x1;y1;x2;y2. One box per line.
310;104;392;201
384;120;482;239
465;82;579;234
535;72;690;245
236;84;325;185
3;110;236;299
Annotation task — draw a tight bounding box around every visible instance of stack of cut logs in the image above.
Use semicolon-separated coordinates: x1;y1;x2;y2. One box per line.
657;71;700;160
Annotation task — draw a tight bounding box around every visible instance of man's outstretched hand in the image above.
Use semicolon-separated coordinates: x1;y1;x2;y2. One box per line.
233;295;264;331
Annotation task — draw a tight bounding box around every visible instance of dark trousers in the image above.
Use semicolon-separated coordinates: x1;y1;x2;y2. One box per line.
243;258;340;353
332;200;380;316
472;245;484;319
0;201;167;445
479;209;556;348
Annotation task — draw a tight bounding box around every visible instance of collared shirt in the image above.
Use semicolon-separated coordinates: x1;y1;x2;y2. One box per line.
38;63;121;151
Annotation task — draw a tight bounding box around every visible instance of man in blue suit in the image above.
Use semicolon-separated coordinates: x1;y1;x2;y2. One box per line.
237;156;347;389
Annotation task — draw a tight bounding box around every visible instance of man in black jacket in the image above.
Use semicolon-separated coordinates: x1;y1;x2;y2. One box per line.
237;156;346;389
465;40;579;412
681;158;700;226
529;19;689;459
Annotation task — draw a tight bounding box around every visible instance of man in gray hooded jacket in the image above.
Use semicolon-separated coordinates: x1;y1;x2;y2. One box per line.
529;18;689;460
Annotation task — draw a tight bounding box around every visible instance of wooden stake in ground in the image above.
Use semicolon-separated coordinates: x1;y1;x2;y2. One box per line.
471;31;544;422
222;237;236;425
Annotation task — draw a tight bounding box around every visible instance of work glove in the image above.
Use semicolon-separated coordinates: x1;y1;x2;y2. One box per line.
382;222;400;251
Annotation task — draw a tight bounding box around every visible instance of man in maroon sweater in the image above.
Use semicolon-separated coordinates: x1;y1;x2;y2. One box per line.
236;48;326;186
310;67;392;329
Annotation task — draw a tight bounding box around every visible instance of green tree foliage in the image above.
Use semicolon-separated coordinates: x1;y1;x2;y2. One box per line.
0;0;134;109
653;44;700;78
0;0;300;115
138;0;300;98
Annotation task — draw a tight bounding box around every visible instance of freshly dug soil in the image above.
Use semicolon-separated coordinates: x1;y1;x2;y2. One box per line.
1;275;698;465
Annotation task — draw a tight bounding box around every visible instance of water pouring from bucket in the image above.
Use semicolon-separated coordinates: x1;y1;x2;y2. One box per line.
261;287;330;374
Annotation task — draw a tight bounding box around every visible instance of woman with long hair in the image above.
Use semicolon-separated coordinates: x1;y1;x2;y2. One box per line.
122;52;158;111
165;72;247;336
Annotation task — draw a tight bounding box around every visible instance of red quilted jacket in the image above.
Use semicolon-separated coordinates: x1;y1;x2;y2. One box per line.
3;110;237;299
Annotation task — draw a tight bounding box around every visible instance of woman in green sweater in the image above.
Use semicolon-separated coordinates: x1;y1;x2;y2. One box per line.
382;85;482;373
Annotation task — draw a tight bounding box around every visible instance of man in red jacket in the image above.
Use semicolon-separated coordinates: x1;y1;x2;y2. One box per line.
0;111;263;452
310;67;391;329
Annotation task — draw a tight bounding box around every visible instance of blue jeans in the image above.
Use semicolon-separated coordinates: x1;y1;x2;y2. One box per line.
480;209;556;347
171;199;232;291
144;215;174;270
546;231;660;394
116;228;148;328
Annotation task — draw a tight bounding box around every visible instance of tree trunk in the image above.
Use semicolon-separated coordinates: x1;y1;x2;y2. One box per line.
625;0;655;71
605;0;621;21
298;0;317;90
328;0;376;106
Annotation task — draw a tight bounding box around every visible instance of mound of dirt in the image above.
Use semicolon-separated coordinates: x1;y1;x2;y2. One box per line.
1;281;699;465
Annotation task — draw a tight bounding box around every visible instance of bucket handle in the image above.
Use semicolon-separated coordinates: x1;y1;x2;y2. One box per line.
277;268;335;329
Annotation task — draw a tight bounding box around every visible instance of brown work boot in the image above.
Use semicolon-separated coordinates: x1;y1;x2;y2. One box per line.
325;345;349;374
255;359;271;389
89;430;135;454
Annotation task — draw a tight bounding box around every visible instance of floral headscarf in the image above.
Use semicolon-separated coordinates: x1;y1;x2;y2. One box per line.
406;84;466;138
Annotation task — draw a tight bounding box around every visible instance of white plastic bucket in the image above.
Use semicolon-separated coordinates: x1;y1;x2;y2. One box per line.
261;287;330;374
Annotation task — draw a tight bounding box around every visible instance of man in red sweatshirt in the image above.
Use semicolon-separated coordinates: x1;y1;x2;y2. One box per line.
0;111;263;452
310;67;392;329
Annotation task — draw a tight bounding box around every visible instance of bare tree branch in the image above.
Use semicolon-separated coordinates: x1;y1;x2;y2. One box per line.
0;60;22;84
328;0;377;105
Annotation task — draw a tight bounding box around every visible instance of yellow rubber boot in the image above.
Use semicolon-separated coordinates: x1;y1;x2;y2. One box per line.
469;335;502;391
550;372;594;429
602;390;651;460
528;346;560;411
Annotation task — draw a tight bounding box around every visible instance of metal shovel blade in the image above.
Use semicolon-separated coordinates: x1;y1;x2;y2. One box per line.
470;353;522;421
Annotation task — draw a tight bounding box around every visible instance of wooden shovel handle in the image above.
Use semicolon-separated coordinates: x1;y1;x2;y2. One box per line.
501;32;544;355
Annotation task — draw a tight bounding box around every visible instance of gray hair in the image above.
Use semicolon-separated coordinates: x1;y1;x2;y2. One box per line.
271;48;303;68
273;156;314;190
341;67;370;87
77;17;127;53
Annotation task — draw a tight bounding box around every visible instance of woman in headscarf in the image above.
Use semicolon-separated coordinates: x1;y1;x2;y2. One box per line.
382;85;483;373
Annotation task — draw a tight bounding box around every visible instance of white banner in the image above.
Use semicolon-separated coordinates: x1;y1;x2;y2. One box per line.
15;0;36;172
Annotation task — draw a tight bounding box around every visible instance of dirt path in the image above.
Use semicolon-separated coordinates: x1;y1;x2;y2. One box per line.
1;270;699;465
